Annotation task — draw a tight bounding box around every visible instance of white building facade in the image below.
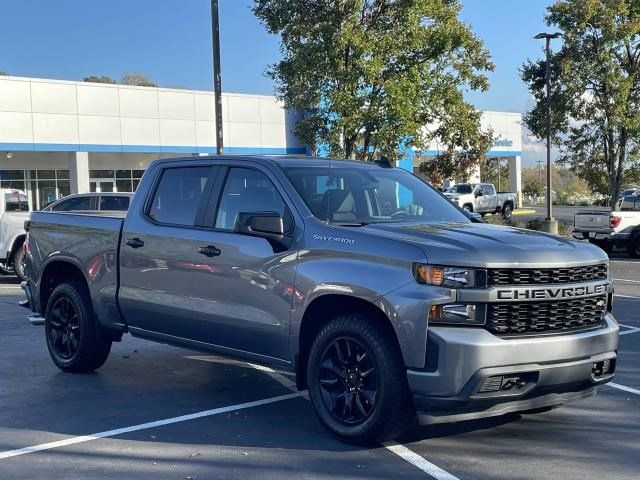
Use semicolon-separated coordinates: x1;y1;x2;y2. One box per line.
0;75;304;209
0;75;521;209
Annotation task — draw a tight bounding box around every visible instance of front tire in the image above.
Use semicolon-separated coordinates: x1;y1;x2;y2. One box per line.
45;282;112;372
307;314;415;444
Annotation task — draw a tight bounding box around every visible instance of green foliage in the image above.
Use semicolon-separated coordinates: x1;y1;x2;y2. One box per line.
253;0;494;175
120;72;157;87
522;0;640;207
523;178;544;197
481;158;510;190
83;75;116;84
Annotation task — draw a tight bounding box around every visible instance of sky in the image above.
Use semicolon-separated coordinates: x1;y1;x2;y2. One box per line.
0;0;556;165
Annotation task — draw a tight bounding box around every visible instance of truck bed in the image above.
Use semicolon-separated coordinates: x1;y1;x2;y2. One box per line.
27;211;125;325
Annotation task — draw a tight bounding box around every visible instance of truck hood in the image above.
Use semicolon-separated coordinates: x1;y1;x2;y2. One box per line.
361;221;607;268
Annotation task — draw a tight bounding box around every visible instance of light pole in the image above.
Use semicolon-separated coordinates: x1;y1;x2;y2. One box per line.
534;32;562;234
211;0;224;154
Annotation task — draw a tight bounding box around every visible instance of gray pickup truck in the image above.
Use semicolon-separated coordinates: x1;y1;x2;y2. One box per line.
22;156;618;444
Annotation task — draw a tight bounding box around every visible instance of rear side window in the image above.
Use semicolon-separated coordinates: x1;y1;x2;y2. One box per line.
100;195;130;211
52;196;93;211
148;167;211;226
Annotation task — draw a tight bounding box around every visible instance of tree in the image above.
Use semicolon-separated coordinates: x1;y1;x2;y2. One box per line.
120;72;157;87
253;0;494;175
83;75;116;84
522;0;640;207
0;71;8;76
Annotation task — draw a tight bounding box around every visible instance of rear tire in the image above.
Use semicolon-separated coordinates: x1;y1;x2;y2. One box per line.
307;314;415;445
502;203;513;220
45;282;112;373
627;233;640;258
13;245;27;282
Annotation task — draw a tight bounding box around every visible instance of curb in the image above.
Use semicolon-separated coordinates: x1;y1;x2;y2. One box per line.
512;209;536;216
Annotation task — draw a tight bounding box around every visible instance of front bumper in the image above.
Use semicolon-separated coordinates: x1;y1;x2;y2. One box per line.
407;312;618;424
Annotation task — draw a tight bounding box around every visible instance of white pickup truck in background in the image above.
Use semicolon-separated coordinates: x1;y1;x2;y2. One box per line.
0;189;30;279
573;194;640;257
444;183;517;219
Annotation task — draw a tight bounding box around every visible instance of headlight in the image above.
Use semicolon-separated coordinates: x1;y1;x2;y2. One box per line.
413;264;485;288
429;303;486;325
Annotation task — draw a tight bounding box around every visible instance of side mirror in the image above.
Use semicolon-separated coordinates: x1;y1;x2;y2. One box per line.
235;211;284;236
234;212;290;250
475;190;484;197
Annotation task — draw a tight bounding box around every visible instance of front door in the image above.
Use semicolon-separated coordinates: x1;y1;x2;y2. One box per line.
118;165;218;338
187;165;300;361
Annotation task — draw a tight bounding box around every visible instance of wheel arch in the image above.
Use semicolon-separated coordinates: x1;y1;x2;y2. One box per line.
39;259;89;316
295;294;401;390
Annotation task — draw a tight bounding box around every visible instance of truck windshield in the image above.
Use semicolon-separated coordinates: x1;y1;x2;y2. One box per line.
284;166;469;225
4;193;29;212
445;184;473;194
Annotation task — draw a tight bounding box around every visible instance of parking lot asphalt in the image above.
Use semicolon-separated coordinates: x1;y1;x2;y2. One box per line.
1;256;639;480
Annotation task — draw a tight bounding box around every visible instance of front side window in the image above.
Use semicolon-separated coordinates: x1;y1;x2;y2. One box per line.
215;168;288;230
148;167;210;226
100;195;131;211
285;166;470;225
4;193;29;212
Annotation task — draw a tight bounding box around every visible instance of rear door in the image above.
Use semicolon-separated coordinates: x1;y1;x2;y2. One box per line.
186;163;301;361
118;164;219;338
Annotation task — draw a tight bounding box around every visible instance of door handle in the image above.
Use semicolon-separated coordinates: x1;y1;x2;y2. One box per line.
198;245;221;257
126;238;145;249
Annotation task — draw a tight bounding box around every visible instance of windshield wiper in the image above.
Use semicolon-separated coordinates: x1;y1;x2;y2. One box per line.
333;222;370;227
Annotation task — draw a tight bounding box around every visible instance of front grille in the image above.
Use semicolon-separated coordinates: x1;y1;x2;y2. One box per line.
488;264;607;286
486;295;607;336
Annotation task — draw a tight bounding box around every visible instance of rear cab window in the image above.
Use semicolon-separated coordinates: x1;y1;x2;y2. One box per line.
4;192;29;212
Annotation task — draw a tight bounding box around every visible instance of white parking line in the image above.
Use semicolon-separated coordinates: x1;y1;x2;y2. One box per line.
614;294;640;300
619;324;640;335
0;392;301;461
612;278;640;283
383;442;460;480
191;356;460;480
608;383;640;396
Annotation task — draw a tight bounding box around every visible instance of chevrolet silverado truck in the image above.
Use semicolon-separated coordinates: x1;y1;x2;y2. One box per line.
0;189;30;280
573;195;640;257
444;182;517;219
22;156;618;444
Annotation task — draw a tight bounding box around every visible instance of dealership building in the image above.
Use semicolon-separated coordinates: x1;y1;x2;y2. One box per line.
0;75;521;209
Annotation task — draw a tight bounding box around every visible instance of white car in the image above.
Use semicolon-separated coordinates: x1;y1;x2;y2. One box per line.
0;189;30;280
573;195;640;256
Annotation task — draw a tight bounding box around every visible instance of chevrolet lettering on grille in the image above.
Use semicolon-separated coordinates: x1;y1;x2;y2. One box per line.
496;283;608;301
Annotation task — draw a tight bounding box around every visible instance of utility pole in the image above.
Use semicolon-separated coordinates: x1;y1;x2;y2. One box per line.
211;0;224;154
536;159;543;183
534;32;562;234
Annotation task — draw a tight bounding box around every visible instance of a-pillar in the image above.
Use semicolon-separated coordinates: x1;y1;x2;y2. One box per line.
69;152;90;194
508;155;522;208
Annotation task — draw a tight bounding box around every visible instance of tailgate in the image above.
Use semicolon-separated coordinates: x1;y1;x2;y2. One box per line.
574;210;610;232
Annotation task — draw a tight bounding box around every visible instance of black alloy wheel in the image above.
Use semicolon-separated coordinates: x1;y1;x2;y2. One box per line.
47;297;81;360
45;282;112;372
318;336;378;425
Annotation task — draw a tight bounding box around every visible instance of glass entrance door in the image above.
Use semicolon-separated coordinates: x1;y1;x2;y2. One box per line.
90;179;116;193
